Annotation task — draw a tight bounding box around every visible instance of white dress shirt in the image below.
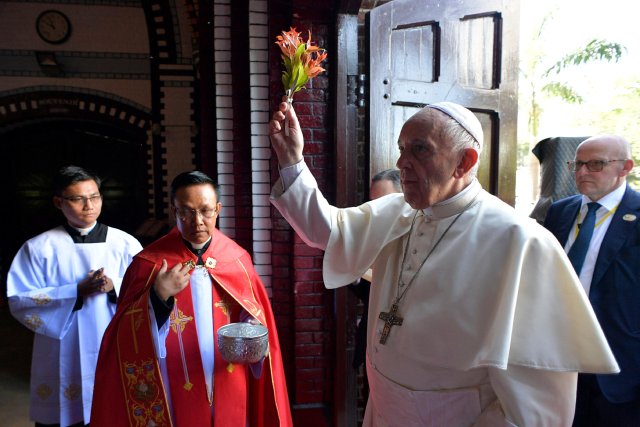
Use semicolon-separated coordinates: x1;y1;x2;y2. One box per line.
565;183;626;294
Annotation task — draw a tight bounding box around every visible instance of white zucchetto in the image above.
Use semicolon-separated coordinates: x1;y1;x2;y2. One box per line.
428;102;484;150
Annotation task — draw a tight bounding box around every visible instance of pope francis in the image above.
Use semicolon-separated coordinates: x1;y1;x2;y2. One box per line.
268;100;619;426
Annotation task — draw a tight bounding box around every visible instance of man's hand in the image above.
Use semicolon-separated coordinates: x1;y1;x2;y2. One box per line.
78;267;112;297
153;259;191;302
268;99;304;167
93;268;115;293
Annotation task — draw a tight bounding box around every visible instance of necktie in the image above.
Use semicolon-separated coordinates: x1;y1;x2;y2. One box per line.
567;202;600;274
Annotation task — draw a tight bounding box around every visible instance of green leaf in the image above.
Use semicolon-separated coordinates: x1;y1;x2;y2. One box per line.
282;55;292;71
296;73;309;90
292;63;307;90
544;39;626;76
541;82;583;103
294;44;306;63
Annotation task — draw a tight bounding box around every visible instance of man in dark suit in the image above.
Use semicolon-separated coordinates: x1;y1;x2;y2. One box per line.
544;134;640;426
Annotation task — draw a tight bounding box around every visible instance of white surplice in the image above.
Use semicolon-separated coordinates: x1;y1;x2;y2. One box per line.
7;226;142;426
271;163;619;427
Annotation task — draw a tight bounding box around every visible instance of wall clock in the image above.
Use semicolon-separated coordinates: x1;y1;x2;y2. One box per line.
36;10;71;44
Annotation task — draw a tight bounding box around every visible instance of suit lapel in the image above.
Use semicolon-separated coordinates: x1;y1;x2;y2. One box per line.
592;187;640;286
556;198;582;246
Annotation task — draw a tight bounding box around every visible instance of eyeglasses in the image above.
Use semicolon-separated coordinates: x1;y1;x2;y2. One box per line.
174;206;219;221
61;194;103;205
567;159;627;172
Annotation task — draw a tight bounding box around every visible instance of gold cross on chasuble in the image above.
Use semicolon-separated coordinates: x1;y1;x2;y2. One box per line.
170;306;194;334
124;306;143;353
169;301;195;390
378;303;403;344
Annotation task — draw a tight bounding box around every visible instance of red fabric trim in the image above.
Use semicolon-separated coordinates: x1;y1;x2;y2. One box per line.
92;227;292;427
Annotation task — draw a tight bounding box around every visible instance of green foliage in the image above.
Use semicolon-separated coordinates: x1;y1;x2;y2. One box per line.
579;80;640;189
544;40;626;77
541;82;583;103
517;6;639;202
521;27;626;142
281;43;311;95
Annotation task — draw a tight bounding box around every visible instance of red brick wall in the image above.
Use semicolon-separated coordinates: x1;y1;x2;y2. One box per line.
269;0;336;410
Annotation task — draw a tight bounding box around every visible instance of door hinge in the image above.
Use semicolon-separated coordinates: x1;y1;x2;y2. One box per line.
347;74;367;107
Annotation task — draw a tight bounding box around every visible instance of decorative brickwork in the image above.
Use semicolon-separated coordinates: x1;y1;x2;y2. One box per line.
269;1;336;415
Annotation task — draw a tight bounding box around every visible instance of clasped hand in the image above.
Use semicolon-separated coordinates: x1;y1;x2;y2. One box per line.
77;267;114;297
154;259;192;302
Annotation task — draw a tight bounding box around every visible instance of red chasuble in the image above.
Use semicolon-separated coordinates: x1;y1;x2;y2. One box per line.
91;227;292;427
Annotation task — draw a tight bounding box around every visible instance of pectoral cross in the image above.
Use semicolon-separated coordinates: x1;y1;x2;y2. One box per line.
378;303;403;344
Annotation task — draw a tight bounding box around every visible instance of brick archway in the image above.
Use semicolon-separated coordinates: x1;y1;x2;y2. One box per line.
0;87;151;135
0;87;153;302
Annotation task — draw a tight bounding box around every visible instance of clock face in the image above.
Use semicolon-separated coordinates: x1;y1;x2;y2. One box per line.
36;10;71;44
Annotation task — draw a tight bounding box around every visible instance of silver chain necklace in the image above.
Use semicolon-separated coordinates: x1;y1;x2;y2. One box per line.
378;194;478;344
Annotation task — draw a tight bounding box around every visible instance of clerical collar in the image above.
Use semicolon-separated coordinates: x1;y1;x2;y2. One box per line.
580;182;625;213
421;178;481;219
64;222;108;244
183;237;212;265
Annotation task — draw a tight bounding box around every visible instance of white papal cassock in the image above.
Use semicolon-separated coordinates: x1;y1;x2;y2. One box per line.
271;162;619;427
7;225;141;426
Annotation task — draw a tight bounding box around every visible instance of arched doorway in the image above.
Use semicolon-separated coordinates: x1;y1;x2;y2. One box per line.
0;114;151;422
0;118;150;300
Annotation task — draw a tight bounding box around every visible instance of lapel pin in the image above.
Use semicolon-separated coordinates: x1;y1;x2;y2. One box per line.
622;214;637;222
183;259;196;269
205;257;217;269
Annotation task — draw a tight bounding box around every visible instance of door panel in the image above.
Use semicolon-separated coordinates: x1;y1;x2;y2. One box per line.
369;0;520;204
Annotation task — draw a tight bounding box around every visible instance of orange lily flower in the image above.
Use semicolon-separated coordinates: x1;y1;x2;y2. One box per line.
303;50;328;79
275;27;328;98
275;27;302;59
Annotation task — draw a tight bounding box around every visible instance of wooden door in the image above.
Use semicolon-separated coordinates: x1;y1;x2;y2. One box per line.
369;0;520;204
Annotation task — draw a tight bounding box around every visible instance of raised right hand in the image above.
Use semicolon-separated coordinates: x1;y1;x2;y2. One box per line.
268;99;304;167
153;259;192;302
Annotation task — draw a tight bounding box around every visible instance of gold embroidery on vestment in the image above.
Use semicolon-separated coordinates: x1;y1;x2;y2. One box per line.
123;359;168;426
31;294;51;305
64;383;81;400
242;299;263;321
169;299;195;392
215;297;235;323
24;313;43;331
36;383;52;400
170;306;193;334
125;305;143;354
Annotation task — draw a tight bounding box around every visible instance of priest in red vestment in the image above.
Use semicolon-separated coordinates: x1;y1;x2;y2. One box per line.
91;171;292;427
